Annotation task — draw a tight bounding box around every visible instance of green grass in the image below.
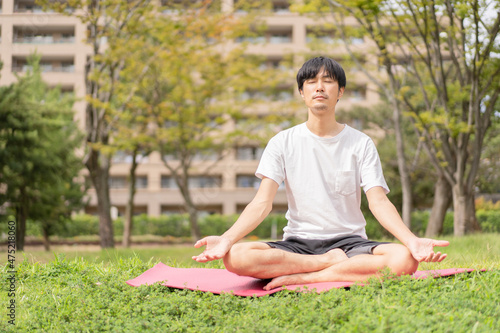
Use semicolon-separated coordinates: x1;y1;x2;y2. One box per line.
20;245;205;267
2;234;500;332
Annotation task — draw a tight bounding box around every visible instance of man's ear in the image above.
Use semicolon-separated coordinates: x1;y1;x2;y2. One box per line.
338;87;345;100
299;89;304;99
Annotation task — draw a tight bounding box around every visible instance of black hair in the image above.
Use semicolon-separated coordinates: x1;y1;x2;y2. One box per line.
296;56;346;92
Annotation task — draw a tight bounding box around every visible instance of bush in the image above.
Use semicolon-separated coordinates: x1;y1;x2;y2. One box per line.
250;214;288;239
61;214;100;237
25;219;42;237
199;214;235;237
27;208;499;240
477;210;500;233
365;215;392;239
117;214;192;238
36;213;289;239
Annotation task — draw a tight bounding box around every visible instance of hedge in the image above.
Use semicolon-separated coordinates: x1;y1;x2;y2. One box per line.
24;210;499;240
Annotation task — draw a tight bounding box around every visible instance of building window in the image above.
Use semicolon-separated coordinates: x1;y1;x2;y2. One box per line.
236;27;293;44
112;151;149;164
109;177;127;189
237;175;261;189
14;0;47;13
235;35;266;44
238;88;293;102
161;176;178;189
352;119;363;130
135;176;148;189
269;31;292;44
306;27;339;45
13;27;75;44
188;176;221;188
277;89;294;102
112;151;132;164
351;37;364;45
192;150;219;161
258;56;294;72
13;0;73;13
108;176;149;190
236;146;264;160
273;0;290;14
12;57;75;73
346;87;366;101
161;176;221;189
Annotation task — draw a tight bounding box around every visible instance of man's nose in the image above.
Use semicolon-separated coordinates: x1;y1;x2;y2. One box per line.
315;81;325;91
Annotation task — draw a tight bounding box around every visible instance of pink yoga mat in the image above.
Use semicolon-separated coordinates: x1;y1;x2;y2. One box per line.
126;263;475;297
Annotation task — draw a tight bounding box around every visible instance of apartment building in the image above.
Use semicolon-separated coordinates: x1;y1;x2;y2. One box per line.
0;0;381;217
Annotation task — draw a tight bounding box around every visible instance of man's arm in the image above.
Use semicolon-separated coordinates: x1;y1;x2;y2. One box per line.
192;177;279;262
366;186;449;262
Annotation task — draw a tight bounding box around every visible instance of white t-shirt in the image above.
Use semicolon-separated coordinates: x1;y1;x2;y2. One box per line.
255;123;389;240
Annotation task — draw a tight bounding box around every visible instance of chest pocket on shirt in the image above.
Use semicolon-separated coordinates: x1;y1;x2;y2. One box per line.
335;170;357;196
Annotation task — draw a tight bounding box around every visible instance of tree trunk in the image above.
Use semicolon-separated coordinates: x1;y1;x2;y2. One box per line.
186;204;201;240
452;183;479;236
400;174;413;229
170;163;202;241
466;192;481;232
42;226;51;252
87;149;114;248
15;205;27;252
177;177;202;240
425;174;452;237
392;99;413;228
123;150;138;248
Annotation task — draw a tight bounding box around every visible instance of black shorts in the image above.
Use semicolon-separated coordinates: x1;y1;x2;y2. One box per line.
265;235;390;258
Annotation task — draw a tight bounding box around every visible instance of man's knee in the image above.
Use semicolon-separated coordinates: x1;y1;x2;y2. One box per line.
376;244;418;276
386;245;419;276
223;244;245;274
223;243;268;277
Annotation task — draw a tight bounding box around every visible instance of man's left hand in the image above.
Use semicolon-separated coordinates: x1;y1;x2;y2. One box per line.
407;237;450;262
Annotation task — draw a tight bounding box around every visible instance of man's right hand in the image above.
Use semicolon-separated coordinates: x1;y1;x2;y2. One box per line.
192;236;233;262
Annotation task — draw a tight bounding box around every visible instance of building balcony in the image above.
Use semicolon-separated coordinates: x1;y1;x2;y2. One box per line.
14;35;75;44
13;0;74;14
12;63;75;73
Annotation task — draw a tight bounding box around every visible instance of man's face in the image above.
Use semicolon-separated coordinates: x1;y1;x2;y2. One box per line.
299;68;344;113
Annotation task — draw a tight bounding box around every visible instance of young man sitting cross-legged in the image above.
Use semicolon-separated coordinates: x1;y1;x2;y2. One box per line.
192;56;449;291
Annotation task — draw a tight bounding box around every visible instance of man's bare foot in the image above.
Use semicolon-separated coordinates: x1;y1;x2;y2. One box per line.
264;273;309;290
263;249;348;290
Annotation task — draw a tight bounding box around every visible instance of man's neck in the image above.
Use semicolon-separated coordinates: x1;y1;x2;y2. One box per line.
306;111;344;138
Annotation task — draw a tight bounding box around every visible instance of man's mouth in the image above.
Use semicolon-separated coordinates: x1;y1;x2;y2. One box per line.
314;95;327;100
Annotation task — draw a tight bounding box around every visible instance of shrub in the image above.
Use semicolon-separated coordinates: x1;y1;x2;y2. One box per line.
64;214;100;237
26;208;499;240
477;210;500;233
365;215;392;239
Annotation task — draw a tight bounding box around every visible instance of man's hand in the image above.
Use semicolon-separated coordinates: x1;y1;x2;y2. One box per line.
407;237;450;262
192;236;233;263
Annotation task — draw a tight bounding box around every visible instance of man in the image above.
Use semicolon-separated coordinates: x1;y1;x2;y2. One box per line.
192;56;449;291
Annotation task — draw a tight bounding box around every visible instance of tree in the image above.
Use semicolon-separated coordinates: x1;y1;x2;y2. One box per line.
111;71;156;247
475;107;500;195
388;0;499;236
295;0;417;228
302;0;500;236
343;103;436;213
0;57;85;251
41;0;157;248
138;2;285;240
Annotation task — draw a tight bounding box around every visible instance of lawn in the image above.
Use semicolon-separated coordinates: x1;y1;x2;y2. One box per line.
1;233;499;332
